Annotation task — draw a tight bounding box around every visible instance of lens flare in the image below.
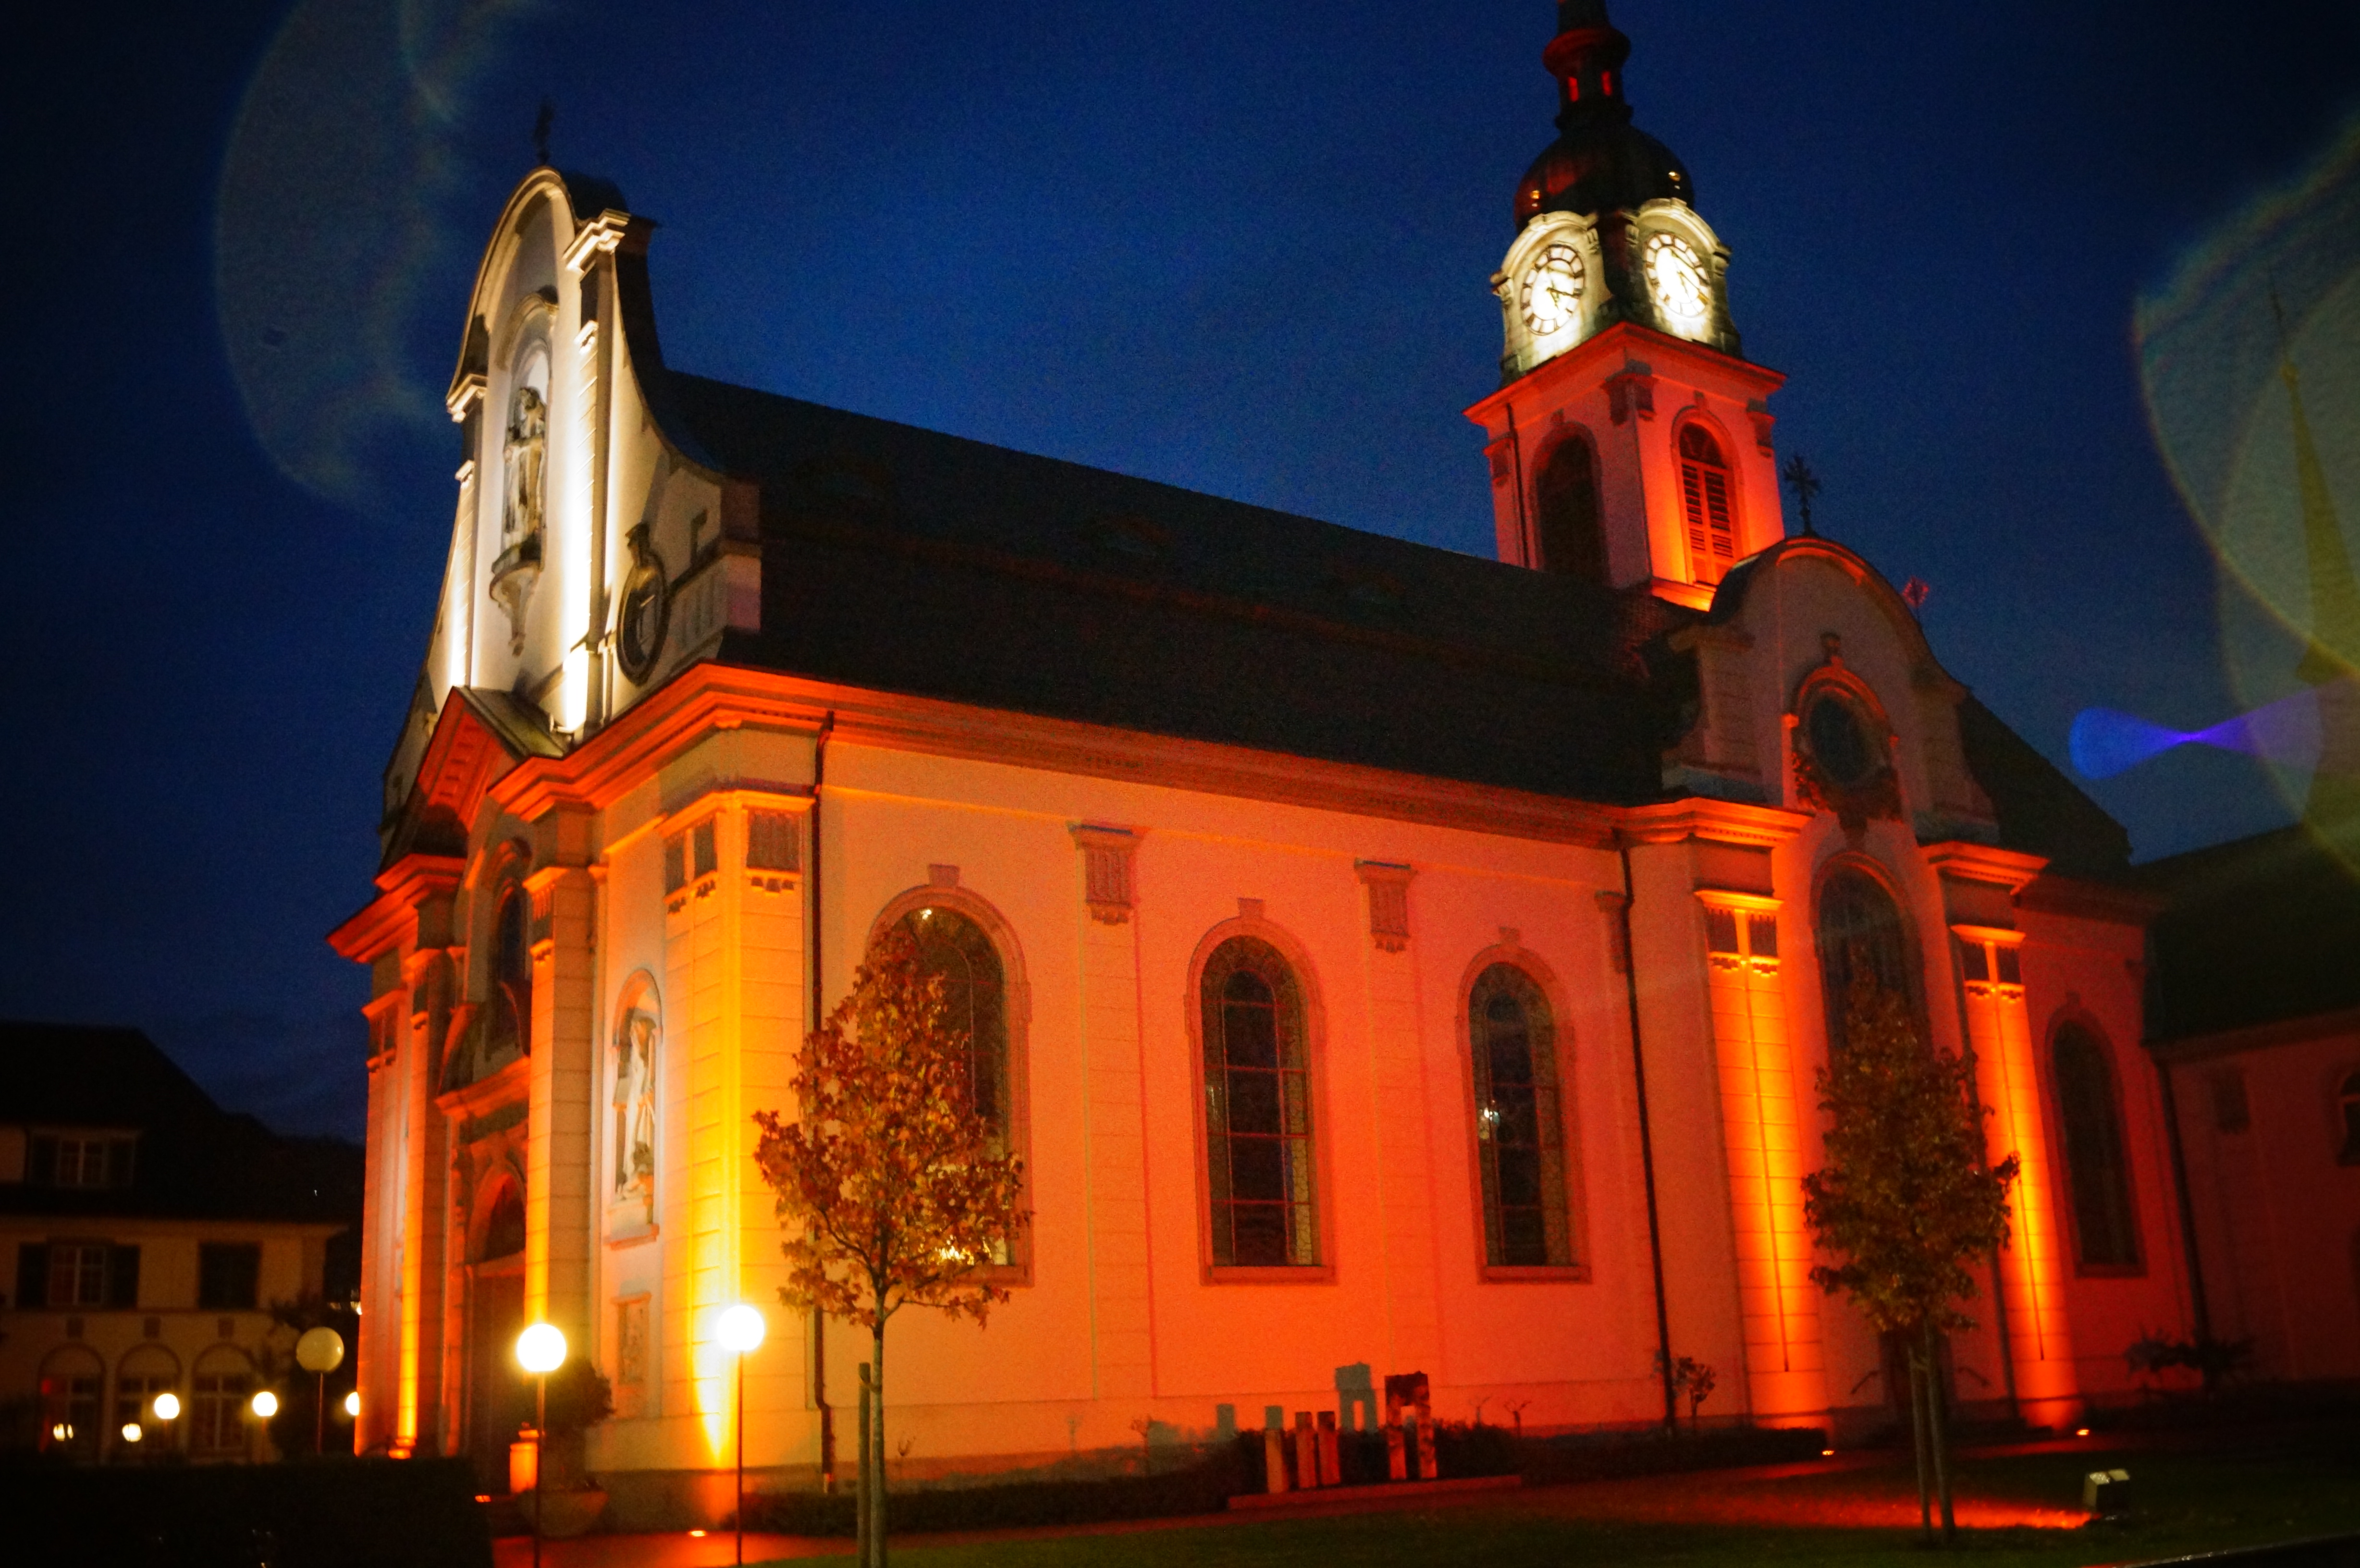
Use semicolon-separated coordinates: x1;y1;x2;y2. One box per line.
2071;686;2322;779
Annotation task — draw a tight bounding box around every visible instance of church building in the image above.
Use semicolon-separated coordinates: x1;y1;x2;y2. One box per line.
333;3;2200;1522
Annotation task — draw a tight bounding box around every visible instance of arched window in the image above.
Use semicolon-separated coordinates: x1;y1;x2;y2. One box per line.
1677;423;1736;585
115;1342;181;1454
1201;937;1318;1267
896;907;1010;1150
37;1344;104;1458
2053;1024;2139;1269
1816;867;1914;1053
1535;434;1607;585
2339;1070;2360;1164
488;882;531;1057
1469;964;1573;1267
478;1183;526;1263
190;1345;254;1456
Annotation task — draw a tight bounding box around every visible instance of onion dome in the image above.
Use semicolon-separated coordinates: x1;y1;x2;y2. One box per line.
1513;0;1694;227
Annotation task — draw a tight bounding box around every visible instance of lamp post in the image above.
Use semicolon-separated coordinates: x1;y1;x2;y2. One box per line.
295;1326;346;1457
250;1389;279;1464
515;1323;568;1568
716;1305;767;1567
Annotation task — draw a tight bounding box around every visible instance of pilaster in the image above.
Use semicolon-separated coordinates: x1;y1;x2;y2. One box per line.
526;851;599;1348
1071;825;1154;1399
397;948;454;1455
1355;860;1439;1373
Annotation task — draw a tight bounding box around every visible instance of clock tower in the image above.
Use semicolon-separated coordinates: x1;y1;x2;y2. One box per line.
1466;1;1787;610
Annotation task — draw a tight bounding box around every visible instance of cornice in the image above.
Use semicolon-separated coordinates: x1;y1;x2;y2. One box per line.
1617;796;1810;848
1464;320;1786;431
436;1052;531;1122
1921;840;2049;892
491;662;1636;850
328;854;465;963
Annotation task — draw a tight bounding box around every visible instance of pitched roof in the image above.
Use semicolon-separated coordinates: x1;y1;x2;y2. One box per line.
0;1021;360;1226
2128;823;2360;1044
667;372;1682;805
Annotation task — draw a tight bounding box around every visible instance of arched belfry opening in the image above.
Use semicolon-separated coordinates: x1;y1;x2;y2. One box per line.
1535;433;1607;584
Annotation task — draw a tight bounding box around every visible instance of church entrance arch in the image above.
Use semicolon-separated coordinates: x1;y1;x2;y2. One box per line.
465;1176;528;1489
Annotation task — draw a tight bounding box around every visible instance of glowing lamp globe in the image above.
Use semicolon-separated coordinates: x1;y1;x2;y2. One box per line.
251;1390;279;1419
152;1392;181;1421
296;1325;345;1373
121;1422;144;1443
344;1391;361;1417
717;1303;766;1355
516;1322;567;1374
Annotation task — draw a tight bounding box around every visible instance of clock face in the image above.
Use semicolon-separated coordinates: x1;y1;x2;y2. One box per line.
1519;242;1586;337
1643;233;1711;329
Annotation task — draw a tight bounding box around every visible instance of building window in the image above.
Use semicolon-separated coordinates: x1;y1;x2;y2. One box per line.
479;1184;527;1262
1535;433;1607;584
2338;1070;2360;1164
48;1243;110;1308
896;907;1011;1149
2053;1024;2139;1270
190;1346;254;1456
32;1133;136;1189
114;1343;181;1453
197;1243;262;1311
1469;964;1573;1267
1201;936;1318;1268
489;882;532;1057
1816;867;1915;1052
1677;423;1736;585
38;1346;104;1458
747;810;799;873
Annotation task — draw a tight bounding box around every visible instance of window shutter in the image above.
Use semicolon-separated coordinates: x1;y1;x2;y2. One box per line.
108;1245;141;1309
1682;463;1709;561
15;1243;48;1309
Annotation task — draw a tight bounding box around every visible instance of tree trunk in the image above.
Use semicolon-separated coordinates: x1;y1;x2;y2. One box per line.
872;1325;888;1568
1906;1340;1932;1542
1924;1320;1956;1543
855;1365;873;1568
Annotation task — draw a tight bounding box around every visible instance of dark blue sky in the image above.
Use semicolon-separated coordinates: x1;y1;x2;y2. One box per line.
8;1;2357;1138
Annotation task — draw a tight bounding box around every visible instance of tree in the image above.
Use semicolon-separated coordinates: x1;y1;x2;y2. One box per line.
1801;968;2016;1544
753;930;1028;1568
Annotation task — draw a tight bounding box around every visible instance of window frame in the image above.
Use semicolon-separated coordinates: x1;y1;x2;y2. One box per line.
1812;857;1925;1054
197;1241;264;1311
1185;918;1335;1284
866;884;1035;1287
1673;416;1739;586
1457;947;1588;1282
2045;1016;2145;1277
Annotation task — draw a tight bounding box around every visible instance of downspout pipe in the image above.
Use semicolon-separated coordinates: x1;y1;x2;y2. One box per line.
810;711;836;1491
1617;845;1681;1430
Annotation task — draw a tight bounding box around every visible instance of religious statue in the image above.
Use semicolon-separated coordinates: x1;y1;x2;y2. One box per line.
502;383;547;544
612;1009;656;1219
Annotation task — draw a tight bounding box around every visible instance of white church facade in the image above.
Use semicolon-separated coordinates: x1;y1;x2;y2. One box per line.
334;3;2200;1524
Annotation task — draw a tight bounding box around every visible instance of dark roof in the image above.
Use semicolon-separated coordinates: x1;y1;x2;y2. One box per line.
667;373;1681;805
1956;696;2134;878
2128;823;2360;1044
0;1022;361;1226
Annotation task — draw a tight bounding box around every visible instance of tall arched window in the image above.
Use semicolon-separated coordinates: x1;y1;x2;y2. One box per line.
115;1343;181;1453
1469;964;1573;1267
37;1345;104;1458
2053;1023;2139;1269
1535;434;1607;585
478;1182;526;1263
1816;867;1914;1053
1677;423;1736;585
2338;1070;2360;1164
190;1345;255;1456
488;882;532;1057
897;907;1010;1150
1201;937;1318;1267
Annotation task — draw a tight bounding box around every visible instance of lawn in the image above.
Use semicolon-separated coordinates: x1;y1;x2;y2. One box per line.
769;1440;2360;1568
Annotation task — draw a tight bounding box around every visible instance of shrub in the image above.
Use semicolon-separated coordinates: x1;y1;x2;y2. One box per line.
750;1439;1262;1536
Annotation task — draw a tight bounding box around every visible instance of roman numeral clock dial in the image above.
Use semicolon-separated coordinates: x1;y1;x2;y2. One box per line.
1519;242;1586;338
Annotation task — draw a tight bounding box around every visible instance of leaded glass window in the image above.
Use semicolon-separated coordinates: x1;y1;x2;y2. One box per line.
1202;937;1317;1267
1470;964;1572;1267
2053;1024;2139;1269
897;907;1009;1147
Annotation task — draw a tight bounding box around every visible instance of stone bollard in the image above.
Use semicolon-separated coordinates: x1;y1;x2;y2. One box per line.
1264;1421;1290;1494
1293;1411;1318;1489
1385;1420;1407;1482
1316;1410;1340;1486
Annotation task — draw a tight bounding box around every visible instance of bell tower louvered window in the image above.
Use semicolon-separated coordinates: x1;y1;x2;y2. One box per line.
1677;424;1736;585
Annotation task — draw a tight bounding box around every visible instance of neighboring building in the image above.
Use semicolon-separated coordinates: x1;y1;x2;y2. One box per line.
2135;319;2360;1387
333;4;2198;1521
0;1022;361;1462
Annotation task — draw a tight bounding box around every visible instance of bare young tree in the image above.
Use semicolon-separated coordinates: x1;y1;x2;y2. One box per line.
754;930;1028;1568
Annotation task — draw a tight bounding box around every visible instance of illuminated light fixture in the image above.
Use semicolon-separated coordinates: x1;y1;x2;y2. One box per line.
2076;1427;2091;1438
345;1391;362;1418
717;1303;766;1355
1821;1447;1835;1457
51;1423;71;1442
251;1390;279;1419
689;1530;708;1539
516;1322;568;1374
477;1495;492;1504
153;1392;181;1421
121;1422;144;1444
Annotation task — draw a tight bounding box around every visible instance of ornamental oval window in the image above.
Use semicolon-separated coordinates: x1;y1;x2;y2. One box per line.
1804;690;1878;789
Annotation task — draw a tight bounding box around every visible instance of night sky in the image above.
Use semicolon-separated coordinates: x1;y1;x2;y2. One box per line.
8;1;2357;1140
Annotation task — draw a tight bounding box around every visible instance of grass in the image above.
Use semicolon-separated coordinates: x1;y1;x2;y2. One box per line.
755;1440;2360;1568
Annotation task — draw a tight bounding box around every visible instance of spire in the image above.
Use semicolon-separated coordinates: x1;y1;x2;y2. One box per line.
1542;1;1633;127
1515;2;1692;229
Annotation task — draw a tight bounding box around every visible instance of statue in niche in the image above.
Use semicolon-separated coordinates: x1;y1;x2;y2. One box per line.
611;1009;656;1220
502;383;547;544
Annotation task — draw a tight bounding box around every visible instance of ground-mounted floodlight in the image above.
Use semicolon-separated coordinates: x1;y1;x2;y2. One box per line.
515;1323;568;1568
716;1305;766;1565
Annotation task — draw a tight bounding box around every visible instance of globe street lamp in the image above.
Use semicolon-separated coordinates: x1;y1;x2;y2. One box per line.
716;1305;766;1567
152;1392;180;1422
295;1326;346;1456
515;1323;568;1568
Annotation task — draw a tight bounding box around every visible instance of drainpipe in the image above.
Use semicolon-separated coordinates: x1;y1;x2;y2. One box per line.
1616;846;1680;1430
809;711;836;1491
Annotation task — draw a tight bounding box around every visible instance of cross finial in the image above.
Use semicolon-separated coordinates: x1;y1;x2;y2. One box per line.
1781;453;1821;536
532;98;556;166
